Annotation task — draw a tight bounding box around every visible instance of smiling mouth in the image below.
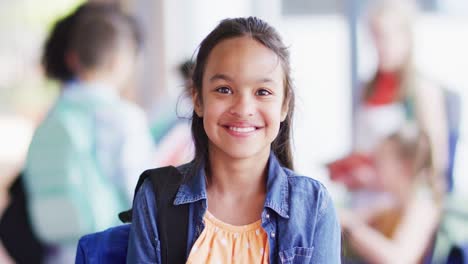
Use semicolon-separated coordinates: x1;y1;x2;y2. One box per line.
228;126;257;133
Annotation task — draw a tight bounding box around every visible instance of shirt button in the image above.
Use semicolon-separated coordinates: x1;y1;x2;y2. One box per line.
271;232;275;238
266;213;270;219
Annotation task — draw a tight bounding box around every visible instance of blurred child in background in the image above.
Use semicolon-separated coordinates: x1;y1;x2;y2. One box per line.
330;0;449;191
340;124;444;263
23;3;155;263
326;1;464;263
354;0;448;177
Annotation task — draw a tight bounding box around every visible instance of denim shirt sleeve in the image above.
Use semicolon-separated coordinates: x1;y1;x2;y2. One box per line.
311;189;342;263
127;180;161;263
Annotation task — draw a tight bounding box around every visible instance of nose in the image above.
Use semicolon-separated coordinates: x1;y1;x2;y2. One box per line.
229;93;254;117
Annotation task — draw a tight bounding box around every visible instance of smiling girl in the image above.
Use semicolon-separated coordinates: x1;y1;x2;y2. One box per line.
127;17;341;263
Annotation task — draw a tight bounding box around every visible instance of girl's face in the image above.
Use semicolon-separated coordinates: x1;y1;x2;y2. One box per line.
194;36;288;162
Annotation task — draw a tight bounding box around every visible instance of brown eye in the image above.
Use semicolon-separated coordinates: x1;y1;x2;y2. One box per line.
256;89;271;96
216;86;232;94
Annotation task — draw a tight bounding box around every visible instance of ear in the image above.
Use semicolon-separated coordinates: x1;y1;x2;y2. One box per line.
64;50;80;73
192;87;203;117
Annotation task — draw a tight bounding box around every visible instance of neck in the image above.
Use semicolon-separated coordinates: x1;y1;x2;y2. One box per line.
206;149;269;197
76;69;118;88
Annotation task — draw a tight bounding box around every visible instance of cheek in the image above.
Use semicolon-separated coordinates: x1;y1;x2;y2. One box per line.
264;105;284;132
201;97;225;116
274;109;284;125
201;99;227;134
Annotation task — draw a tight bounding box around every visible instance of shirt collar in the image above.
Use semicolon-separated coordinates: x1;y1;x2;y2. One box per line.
173;152;290;219
264;153;290;218
173;162;208;205
62;80;119;101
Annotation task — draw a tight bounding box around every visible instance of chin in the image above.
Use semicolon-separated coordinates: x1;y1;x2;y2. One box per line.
213;145;270;161
379;61;404;73
222;148;256;159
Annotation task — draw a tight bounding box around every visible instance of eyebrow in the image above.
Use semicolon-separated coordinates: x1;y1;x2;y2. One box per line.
209;73;233;82
209;73;276;84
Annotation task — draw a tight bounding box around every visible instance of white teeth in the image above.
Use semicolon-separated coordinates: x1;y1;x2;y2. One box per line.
229;126;256;133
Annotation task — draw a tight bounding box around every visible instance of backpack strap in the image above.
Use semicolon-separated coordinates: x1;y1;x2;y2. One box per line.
151;166;189;264
118;166;189;264
118;167;161;223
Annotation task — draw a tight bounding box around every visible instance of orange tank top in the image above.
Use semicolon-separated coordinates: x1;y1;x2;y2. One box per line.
186;211;270;263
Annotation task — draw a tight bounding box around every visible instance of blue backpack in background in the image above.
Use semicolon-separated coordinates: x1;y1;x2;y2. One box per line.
76;166;189;264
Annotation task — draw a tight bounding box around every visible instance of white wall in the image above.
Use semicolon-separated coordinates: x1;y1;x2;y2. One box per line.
280;16;352;193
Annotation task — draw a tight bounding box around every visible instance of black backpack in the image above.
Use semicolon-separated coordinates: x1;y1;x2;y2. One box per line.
0;173;45;264
119;166;189;264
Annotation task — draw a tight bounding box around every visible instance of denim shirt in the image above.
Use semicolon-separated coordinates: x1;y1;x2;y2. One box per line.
127;153;341;263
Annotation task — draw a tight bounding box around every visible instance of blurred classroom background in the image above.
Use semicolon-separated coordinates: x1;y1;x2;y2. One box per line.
0;0;467;263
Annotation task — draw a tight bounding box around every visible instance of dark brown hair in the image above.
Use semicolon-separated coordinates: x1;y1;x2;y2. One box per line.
190;17;295;171
42;3;141;82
